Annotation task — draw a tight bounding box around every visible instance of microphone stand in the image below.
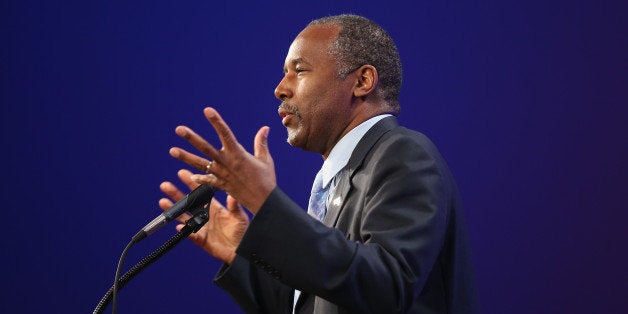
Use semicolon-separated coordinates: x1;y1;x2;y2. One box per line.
92;208;209;314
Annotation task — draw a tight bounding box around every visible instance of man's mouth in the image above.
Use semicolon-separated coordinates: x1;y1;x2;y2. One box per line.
278;104;297;126
280;113;293;126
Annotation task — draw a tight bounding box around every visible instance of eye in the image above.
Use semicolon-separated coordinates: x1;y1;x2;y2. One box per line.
295;67;308;76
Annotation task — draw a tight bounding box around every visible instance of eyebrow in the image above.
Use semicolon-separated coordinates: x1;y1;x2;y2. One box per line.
283;57;311;73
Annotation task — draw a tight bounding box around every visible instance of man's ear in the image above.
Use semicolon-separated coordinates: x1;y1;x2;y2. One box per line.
353;65;378;98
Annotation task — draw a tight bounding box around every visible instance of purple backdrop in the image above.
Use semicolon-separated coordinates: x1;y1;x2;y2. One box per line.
2;0;627;313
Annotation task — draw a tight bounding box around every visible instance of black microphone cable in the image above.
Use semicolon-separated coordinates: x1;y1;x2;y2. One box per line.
93;185;215;314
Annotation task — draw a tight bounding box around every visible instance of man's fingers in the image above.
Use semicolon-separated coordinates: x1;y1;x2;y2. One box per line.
208;198;229;221
189;173;224;191
177;169;200;190
203;107;240;151
226;195;243;213
174;125;222;162
169;146;213;173
253;126;271;162
160;181;186;202
158;197;174;211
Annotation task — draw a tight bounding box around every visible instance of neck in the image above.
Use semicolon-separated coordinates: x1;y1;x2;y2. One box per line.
321;107;392;159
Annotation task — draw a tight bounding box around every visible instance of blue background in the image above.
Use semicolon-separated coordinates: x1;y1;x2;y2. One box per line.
2;0;626;313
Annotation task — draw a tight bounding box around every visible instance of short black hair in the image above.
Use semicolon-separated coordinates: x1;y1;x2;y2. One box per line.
309;14;402;113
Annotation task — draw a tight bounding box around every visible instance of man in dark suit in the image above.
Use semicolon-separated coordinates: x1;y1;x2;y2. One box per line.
161;14;477;313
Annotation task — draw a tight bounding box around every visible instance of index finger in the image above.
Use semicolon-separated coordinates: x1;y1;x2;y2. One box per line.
203;107;240;151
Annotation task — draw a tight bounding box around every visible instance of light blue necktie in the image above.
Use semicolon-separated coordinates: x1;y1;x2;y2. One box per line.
295;169;328;312
308;169;328;222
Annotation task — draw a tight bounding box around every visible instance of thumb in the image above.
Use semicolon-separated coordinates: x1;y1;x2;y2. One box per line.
226;195;243;213
254;126;271;162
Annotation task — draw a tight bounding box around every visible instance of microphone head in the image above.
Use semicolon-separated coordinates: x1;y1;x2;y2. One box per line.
185;184;216;216
139;184;217;240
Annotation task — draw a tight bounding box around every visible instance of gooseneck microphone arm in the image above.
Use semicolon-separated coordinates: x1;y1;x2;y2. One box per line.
92;202;211;314
93;184;216;314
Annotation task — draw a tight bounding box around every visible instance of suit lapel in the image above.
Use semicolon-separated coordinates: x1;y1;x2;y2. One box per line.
294;291;311;313
323;116;399;227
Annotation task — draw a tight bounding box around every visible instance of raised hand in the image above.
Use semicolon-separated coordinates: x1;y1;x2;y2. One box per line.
169;107;276;214
159;169;249;264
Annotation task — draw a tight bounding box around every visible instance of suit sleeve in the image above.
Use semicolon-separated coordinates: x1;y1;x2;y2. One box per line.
213;253;295;314
217;133;453;313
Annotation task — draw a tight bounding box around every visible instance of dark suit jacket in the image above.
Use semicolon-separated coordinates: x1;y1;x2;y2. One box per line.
214;117;478;313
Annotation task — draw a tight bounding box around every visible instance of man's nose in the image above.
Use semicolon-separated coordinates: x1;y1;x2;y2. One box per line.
274;76;293;100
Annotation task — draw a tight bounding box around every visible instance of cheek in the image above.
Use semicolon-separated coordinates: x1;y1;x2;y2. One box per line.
295;76;344;119
296;79;320;102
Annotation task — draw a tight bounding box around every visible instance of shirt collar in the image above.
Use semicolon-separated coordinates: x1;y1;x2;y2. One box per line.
320;114;391;188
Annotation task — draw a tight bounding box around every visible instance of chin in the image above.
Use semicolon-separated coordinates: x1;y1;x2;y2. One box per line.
286;129;298;145
286;129;306;149
286;133;299;147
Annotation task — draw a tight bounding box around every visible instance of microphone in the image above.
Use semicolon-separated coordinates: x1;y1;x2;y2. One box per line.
133;184;216;242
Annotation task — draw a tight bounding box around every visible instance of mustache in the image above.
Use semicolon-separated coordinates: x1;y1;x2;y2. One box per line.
279;102;301;117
